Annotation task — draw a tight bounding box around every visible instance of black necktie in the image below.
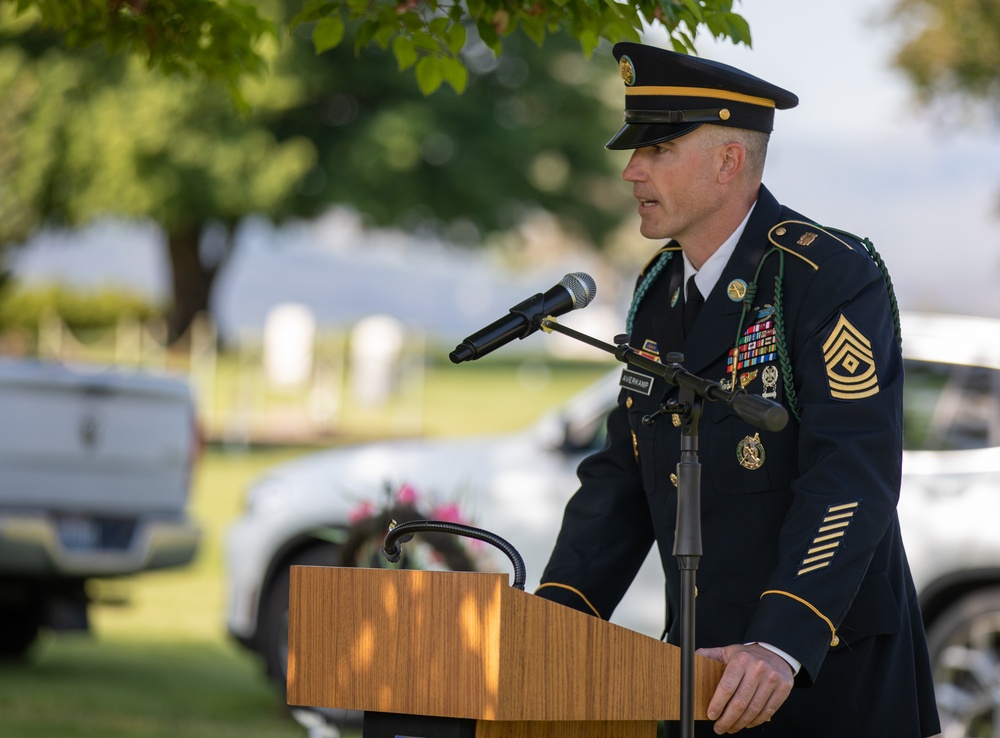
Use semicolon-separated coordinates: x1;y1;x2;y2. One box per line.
683;275;704;336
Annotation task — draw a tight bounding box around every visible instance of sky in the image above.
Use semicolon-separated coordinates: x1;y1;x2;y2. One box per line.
685;0;1000;317
11;0;1000;339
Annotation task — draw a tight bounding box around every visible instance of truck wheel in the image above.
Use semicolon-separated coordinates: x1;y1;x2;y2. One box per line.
259;544;341;696
0;599;42;659
926;586;1000;737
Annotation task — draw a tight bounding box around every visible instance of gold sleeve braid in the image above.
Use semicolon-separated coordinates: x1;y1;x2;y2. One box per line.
534;583;602;619
760;589;840;647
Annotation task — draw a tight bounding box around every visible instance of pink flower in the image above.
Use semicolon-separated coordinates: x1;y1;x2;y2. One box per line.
396;483;418;506
348;500;376;524
431;502;464;524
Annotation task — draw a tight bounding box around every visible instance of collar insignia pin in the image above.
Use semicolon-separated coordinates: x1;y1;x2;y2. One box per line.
727;279;748;302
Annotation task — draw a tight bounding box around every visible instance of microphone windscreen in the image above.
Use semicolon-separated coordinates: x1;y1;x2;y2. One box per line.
561;272;597;309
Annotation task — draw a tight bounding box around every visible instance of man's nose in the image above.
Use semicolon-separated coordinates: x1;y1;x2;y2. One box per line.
621;151;643;182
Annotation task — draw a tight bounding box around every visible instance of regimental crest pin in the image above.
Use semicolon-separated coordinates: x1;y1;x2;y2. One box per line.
737;433;766;470
670;286;681;308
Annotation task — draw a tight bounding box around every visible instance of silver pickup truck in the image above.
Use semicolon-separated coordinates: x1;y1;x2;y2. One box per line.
0;359;201;657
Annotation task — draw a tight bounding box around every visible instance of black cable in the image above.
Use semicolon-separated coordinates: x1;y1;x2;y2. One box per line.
381;519;527;590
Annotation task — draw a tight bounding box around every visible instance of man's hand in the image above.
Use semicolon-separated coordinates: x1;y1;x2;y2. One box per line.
696;643;794;734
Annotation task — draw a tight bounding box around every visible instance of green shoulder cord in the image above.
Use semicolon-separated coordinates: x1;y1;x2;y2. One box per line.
625;230;898;425
626;249;674;337
733;229;902;423
823;227;903;349
731;247;803;421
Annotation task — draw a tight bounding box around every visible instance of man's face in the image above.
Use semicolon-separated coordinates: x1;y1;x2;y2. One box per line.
621;126;727;245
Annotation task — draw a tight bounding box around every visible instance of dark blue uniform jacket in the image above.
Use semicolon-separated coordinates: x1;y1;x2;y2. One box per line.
536;186;940;737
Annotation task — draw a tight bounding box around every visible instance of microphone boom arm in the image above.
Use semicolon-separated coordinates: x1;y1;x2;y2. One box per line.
539;317;787;433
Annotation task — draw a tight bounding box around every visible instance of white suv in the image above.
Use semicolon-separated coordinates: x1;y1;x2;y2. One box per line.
225;311;1000;736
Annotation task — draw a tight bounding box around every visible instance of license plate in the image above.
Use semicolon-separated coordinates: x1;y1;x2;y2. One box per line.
57;516;102;550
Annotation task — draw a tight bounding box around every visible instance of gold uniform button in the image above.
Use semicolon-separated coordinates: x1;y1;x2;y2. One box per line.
775;226;787;236
626;396;633;409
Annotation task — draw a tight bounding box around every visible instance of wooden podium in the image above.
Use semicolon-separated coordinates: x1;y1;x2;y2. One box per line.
287;566;724;738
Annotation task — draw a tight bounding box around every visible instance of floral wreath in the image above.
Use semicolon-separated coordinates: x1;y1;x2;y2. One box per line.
339;482;481;571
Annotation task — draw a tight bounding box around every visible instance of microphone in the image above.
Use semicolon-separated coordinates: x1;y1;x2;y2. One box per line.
449;272;597;364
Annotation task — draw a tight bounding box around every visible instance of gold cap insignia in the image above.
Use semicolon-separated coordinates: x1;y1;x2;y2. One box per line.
737;432;765;470
620;56;635;86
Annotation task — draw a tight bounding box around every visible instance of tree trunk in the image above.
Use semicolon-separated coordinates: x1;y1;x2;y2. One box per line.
166;224;219;344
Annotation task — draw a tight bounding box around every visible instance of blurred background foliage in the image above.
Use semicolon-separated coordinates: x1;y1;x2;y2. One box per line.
0;1;629;345
0;283;159;333
1;0;997;347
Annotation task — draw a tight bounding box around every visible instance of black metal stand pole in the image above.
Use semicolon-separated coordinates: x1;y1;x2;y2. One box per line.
537;317;787;735
675;389;703;738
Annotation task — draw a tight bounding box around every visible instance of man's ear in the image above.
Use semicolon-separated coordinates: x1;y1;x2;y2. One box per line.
718;142;746;184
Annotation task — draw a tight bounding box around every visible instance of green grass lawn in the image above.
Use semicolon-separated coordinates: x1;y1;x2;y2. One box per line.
0;360;613;738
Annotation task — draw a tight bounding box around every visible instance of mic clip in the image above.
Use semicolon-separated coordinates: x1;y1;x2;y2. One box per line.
642;399;688;427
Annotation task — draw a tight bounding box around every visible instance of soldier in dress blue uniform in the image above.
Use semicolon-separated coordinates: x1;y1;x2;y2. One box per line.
534;43;941;736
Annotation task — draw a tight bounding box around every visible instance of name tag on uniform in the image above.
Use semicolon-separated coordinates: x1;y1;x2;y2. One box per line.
620;368;654;395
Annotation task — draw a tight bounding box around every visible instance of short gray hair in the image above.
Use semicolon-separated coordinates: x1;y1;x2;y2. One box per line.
700;125;770;180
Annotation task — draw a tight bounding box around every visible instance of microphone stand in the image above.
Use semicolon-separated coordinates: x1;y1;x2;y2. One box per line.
539;316;787;738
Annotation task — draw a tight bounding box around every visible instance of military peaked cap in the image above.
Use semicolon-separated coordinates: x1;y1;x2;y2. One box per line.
607;42;799;150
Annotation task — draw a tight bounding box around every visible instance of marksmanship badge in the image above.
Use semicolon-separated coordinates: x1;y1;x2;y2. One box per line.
737;433;766;470
762;365;779;399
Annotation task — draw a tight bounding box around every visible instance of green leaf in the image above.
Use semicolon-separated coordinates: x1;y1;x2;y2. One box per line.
521;15;547;46
723;12;752;45
354;19;377;52
579;28;600;56
291;0;336;26
476;18;501;54
440;57;469;93
415;55;444;95
411;31;440;53
313;16;345;54
392;36;419;71
373;24;395;50
447;23;467;55
679;0;704;22
429;17;450;37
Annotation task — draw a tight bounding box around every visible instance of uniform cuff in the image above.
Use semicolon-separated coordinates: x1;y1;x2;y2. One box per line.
748;641;801;676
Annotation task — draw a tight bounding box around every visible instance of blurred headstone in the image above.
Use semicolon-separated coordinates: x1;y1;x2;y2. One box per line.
264;303;316;389
350;314;405;406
